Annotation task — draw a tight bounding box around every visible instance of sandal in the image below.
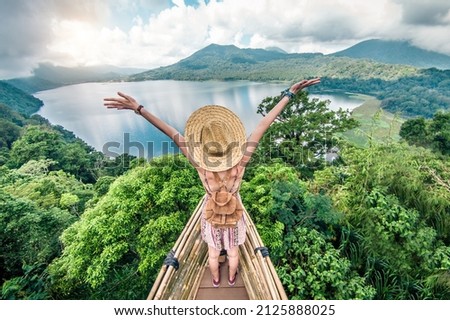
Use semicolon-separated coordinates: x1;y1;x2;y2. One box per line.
212;277;220;288
228;272;237;287
212;267;220;288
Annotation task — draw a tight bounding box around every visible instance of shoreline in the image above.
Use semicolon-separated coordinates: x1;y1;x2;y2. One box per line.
339;96;405;147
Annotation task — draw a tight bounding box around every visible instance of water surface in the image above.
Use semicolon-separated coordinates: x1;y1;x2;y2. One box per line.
36;80;363;158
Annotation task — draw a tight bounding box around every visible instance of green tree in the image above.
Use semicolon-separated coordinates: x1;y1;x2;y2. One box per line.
8;126;62;169
399;117;429;147
429;111;450;155
240;163;342;263
2;265;51;300
3;159;93;215
241;164;302;260
277;226;375;299
400;111;450;155
8;125;100;183
48;155;204;299
0;190;75;287
0;120;21;149
314;142;450;298
253;91;358;177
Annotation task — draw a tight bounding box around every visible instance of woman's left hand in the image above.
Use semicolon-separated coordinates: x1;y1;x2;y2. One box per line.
104;92;140;113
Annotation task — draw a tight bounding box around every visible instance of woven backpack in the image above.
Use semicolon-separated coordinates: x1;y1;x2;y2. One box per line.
204;171;243;228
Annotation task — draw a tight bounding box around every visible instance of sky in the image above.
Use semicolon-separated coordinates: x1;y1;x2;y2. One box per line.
0;0;449;79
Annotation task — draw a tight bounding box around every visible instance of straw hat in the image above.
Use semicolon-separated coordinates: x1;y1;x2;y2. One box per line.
185;105;246;172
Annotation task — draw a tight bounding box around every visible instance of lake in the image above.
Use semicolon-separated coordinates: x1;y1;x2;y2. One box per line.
35;80;364;158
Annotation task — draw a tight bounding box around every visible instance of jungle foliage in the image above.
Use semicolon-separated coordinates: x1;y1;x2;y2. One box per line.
1;80;449;300
399;110;450;155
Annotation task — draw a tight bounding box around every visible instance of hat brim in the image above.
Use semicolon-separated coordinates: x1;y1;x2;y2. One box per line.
184;105;246;172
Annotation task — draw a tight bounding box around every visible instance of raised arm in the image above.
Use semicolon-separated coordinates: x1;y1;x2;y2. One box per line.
103;92;192;160
240;78;321;166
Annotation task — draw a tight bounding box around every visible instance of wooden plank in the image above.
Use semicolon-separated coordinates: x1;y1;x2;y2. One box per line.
195;260;249;300
196;287;248;300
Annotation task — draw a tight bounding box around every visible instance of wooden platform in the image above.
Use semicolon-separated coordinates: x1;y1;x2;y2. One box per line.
195;258;249;300
147;197;287;300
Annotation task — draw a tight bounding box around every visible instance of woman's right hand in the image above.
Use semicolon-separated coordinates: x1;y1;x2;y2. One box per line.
104;92;140;112
289;78;321;94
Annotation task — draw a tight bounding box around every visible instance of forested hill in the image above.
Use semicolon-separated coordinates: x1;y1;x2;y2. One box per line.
331;39;450;70
0;81;43;116
129;43;419;82
0;81;133;182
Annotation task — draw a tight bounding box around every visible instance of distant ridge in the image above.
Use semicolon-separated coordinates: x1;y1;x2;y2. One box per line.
128;43;416;82
6;39;450;93
7;63;147;93
331;39;450;70
176;43;296;65
265;46;288;54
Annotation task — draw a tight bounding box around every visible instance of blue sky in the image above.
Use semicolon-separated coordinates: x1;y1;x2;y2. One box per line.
105;0;212;29
0;0;449;79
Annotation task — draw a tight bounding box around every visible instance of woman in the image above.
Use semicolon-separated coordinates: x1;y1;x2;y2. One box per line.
104;78;320;288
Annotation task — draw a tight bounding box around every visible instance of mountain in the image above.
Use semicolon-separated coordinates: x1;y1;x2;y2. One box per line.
7;63;147;94
31;63;146;83
331;39;450;70
183;43;291;62
6;76;61;94
265;46;288;54
129;43;418;82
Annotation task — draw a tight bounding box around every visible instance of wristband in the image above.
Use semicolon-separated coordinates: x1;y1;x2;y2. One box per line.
280;89;295;100
135;105;144;115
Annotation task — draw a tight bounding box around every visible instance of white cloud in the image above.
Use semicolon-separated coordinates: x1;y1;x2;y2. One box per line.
409;25;450;54
394;0;450;25
1;0;450;79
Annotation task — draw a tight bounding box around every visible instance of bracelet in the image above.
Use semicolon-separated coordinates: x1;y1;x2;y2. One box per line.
280;88;295;100
135;105;144;115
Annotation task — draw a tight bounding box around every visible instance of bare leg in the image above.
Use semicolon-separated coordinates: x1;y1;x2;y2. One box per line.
227;246;239;282
208;246;220;283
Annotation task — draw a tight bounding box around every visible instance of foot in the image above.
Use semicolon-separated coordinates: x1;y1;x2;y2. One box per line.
212;277;220;288
212;268;220;288
212;279;220;288
228;272;237;286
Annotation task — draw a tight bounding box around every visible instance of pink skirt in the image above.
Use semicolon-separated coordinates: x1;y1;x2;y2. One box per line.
200;196;246;251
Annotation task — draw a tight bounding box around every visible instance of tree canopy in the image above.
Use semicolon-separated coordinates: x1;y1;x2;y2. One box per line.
251;90;359;178
400;111;450;155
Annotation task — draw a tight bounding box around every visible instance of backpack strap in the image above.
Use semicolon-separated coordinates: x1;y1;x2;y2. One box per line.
212;171;231;191
229;166;242;195
203;170;210;193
